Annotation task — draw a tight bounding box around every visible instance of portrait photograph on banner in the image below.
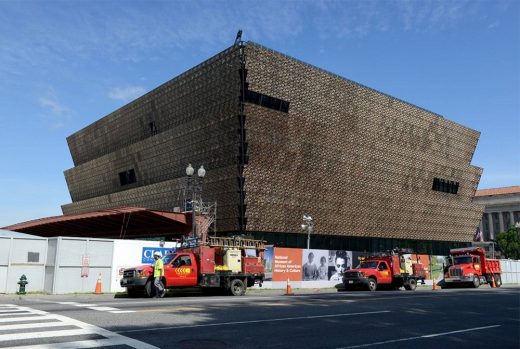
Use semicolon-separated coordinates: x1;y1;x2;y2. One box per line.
301;249;329;281
328;250;353;281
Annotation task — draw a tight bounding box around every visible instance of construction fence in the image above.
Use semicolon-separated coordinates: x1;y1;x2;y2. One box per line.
1;237;519;293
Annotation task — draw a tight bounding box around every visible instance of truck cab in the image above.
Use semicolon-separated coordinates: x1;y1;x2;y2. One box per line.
443;247;501;288
163;252;198;287
343;254;419;291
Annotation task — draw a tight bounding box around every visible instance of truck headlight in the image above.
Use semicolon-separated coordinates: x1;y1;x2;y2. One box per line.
136;270;145;278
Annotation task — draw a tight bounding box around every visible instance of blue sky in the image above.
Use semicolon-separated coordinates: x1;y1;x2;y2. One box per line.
0;0;518;227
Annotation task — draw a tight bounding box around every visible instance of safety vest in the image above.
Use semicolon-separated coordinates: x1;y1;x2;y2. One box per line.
154;258;164;277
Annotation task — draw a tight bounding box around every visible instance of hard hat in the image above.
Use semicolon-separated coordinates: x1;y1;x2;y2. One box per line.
153;251;161;257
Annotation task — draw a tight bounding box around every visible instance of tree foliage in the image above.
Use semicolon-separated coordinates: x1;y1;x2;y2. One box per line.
496;226;520;260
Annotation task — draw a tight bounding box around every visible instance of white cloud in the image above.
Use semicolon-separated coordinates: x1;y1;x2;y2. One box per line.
109;86;146;103
39;97;69;115
38;94;73;128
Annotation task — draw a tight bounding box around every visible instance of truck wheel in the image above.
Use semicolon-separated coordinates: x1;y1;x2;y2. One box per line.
229;278;246;296
144;279;153;297
472;276;480;288
494;275;502;288
127;287;139;298
367;278;377;291
404;278;417;291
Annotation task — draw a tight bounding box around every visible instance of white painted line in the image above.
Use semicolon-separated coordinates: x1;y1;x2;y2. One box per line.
87;306;119;311
56;302;80;305
0;328;93;342
336;324;501;348
0;304;158;348
0;315;55;323
10;337;148;349
73;303;98;307
120;310;392;333
0;304;17;307
0;309;27;313
109;310;136;314
0;311;30;316
0;321;69;331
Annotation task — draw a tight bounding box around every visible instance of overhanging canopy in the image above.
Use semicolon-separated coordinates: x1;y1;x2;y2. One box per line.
2;207;191;239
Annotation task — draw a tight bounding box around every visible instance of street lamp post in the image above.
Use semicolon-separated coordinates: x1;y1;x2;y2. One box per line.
185;164;206;239
301;214;314;250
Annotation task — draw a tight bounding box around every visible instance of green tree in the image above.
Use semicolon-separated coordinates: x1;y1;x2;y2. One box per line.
496;226;520;259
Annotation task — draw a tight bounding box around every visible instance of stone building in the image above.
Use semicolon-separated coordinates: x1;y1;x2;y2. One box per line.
61;41;483;254
474;186;520;241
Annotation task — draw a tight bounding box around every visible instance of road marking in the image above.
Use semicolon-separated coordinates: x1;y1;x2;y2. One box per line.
119;310;391;333
0;315;56;323
87;306;119;311
0;321;71;331
336;324;501;348
0;311;30;316
0;309;27;313
49;301;136;314
10;337;152;349
0;328;93;341
0;305;158;349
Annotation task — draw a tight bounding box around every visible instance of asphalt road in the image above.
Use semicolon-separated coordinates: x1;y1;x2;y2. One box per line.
0;286;518;349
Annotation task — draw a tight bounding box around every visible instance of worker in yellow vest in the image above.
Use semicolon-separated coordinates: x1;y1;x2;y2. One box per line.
153;251;166;298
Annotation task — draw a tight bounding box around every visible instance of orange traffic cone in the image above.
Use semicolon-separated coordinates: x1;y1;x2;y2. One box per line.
490;274;496;288
432;280;437;290
285;278;293;296
94;273;102;294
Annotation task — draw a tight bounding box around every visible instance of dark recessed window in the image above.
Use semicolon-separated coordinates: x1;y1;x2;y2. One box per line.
149;121;158;136
432;177;459;194
243;89;289;113
119;169;136;186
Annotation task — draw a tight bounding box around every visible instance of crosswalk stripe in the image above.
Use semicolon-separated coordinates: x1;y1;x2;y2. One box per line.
9;337;149;349
0;321;70;331
73;304;98;307
0;315;55;323
109;310;136;314
0;311;29;315
0;304;158;349
0;309;27;313
0;328;94;341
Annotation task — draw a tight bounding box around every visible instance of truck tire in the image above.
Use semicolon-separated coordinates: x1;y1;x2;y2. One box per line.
404;278;417;291
472;276;480;288
367;278;377;291
144;279;153;297
127;287;139;298
494;274;502;288
229;278;246;296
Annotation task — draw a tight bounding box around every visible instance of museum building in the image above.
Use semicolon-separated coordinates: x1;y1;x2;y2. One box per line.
56;41;484;254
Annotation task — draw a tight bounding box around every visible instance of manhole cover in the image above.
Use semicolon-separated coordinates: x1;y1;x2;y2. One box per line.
176;339;228;349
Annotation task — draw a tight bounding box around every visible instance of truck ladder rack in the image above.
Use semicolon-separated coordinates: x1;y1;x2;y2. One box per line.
207;236;265;249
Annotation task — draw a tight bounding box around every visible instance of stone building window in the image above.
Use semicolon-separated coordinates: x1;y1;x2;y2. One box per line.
514;211;520;225
502;212;511;229
492;212;501;234
482;213;490;240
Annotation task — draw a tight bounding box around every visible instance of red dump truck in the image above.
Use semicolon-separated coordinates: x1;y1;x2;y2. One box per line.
342;249;426;291
120;236;265;297
442;247;501;288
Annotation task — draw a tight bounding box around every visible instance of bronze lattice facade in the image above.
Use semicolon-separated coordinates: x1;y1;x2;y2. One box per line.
62;42;483;253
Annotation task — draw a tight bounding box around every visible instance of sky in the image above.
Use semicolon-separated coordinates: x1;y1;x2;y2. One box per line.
0;0;518;227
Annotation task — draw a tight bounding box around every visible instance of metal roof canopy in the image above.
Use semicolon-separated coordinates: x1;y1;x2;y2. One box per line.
1;207;191;239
